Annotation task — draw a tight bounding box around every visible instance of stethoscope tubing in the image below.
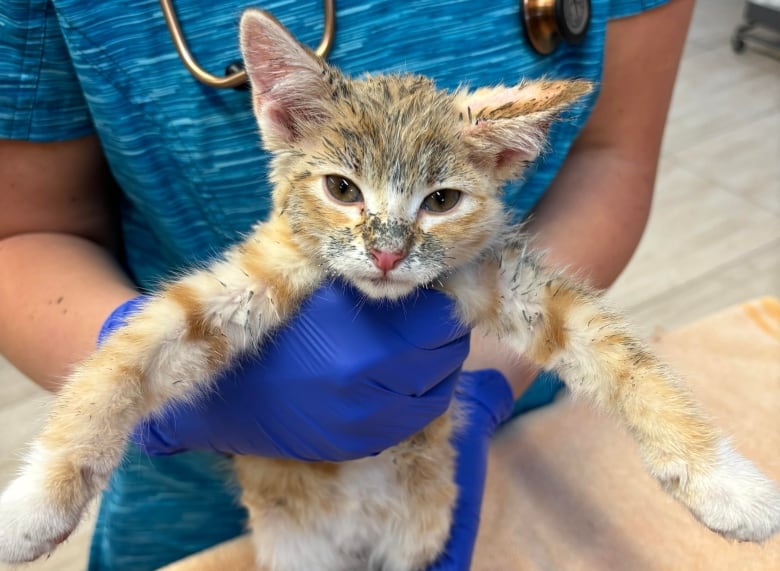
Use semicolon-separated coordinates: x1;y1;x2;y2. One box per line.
158;0;335;88
161;0;589;89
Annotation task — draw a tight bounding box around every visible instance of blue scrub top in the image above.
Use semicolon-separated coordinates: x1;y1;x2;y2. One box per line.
4;0;665;288
1;1;667;568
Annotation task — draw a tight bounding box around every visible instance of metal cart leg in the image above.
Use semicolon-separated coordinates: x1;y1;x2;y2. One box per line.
732;1;780;56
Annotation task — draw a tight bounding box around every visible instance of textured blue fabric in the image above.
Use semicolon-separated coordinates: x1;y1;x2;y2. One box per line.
0;0;668;568
90;445;245;571
0;0;93;140
512;370;566;416
2;0;669;292
610;0;668;19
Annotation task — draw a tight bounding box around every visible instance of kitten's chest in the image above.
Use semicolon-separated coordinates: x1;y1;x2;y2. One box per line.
233;453;404;569
232;413;456;571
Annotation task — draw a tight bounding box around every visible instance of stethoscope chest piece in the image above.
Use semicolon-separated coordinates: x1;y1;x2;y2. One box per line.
522;0;591;55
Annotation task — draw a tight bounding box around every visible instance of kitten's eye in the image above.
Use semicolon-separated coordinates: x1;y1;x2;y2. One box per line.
325;175;363;204
421;189;461;213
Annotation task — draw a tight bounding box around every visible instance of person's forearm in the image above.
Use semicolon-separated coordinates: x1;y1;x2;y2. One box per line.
526;147;654;287
0;233;138;391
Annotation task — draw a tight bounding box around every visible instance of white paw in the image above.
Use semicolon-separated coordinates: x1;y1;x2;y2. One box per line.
0;447;84;564
684;442;780;542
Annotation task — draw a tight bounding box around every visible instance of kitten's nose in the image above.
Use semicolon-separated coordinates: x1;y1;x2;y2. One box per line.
370;249;407;273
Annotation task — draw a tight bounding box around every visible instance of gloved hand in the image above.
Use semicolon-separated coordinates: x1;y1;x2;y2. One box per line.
98;281;470;461
426;369;514;571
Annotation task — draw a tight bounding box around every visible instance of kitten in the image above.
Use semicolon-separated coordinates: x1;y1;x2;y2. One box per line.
1;9;779;570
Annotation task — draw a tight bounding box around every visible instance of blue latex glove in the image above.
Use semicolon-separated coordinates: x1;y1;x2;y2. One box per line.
98;281;470;461
427;369;514;571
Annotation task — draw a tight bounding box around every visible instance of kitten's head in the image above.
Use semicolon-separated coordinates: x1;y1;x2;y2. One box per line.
239;10;590;300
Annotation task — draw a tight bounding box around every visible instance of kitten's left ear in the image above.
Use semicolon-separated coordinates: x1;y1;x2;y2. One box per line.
239;9;335;147
455;79;593;180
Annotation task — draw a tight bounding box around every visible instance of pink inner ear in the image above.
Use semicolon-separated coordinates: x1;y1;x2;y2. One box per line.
240;10;332;145
261;102;298;141
240;9;324;98
495;148;529;171
461;115;547;177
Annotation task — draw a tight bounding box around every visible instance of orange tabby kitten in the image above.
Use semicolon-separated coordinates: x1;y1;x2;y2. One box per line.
1;9;779;571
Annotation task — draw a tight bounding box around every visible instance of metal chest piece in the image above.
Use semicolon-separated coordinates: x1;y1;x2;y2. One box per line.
522;0;591;55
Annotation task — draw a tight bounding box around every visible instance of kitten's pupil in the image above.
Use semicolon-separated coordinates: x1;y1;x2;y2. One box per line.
326;175;363;203
422;189;461;213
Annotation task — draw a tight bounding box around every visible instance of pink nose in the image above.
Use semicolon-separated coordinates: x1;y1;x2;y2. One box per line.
370;249;406;273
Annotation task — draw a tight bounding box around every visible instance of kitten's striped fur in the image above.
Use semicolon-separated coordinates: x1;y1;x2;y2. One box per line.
1;9;778;570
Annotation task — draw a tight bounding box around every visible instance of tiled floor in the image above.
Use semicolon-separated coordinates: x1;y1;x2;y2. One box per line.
1;1;778;569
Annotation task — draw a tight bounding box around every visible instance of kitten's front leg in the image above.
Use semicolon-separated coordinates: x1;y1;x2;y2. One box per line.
0;219;321;564
449;243;780;542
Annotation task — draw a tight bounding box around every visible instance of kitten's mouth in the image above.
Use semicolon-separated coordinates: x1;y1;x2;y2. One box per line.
353;274;419;300
365;275;416;287
368;275;399;283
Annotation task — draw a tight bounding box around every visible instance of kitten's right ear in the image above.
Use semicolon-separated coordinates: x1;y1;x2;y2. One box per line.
239;9;333;147
455;79;593;181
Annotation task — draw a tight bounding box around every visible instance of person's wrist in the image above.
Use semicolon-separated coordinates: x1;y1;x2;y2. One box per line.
505;358;542;399
464;333;540;399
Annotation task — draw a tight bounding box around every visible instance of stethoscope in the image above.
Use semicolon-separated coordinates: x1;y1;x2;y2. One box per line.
159;0;590;89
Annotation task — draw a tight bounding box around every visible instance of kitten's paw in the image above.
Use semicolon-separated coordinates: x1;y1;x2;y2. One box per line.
683;442;780;542
0;443;94;564
0;474;81;563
